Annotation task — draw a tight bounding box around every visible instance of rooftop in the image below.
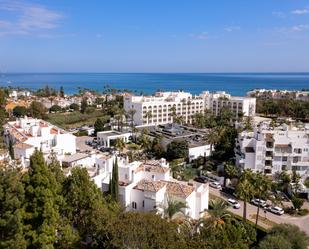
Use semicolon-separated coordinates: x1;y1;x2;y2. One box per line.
62;153;89;163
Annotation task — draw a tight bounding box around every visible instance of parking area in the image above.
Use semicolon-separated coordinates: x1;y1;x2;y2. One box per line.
76;136;93;152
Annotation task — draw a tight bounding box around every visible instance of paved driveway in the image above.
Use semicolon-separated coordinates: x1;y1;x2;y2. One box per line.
209;187;309;235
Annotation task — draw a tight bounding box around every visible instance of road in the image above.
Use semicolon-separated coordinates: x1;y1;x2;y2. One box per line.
209;187;309;235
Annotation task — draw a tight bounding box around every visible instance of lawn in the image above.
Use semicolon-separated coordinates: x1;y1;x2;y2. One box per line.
46;110;109;129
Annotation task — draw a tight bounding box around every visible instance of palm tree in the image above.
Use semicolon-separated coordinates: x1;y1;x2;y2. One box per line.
204;128;220;154
127;105;136;141
144;111;152;125
236;169;255;221
252;172;271;229
223;162;240;187
114;138;125;152
206;199;231;229
162;196;188;221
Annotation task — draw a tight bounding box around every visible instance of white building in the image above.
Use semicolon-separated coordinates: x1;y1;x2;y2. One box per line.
247;89;309;102
3;117;76;167
124;91;205;126
124;91;256;126
97;130;131;147
236;121;309;182
93;157;209;220
200;91;256;117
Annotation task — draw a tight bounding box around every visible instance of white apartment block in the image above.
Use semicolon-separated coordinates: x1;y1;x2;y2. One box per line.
3;117;76;167
247;89;309;102
200;91;256;117
124;91;205;126
93;156;209;220
124;91;256;126
236;121;309;182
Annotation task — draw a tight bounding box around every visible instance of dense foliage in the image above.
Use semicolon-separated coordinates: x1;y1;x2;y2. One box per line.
1;150;308;249
256;98;309;120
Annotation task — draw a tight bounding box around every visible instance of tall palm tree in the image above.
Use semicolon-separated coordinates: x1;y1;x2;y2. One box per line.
162;196;188;221
127;105;136;141
236;169;255;221
253;172;271;229
206;199;231;229
144;110;152;125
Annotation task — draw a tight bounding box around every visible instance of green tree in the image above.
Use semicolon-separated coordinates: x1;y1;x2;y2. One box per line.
0;168;26;249
162;197;187;221
110;158;119;201
28;101;46;119
69;103;79;111
94;118;105;134
258;235;292;249
13;106;28;117
236;169;255;221
63;167;118;247
108;212;187;249
59;86;65;98
151;137;165;159
80;97;88;114
23;149;62;248
8;139;14;159
292;196;304;210
49;104;62;113
206;199;231;228
268;224;309;249
253;172;271;228
114;138;125;152
166;139;188;161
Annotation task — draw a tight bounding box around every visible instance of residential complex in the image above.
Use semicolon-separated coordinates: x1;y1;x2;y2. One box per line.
235;121;309;182
93;157;209;219
124;91;256;126
247;89;309;102
3;117;76;167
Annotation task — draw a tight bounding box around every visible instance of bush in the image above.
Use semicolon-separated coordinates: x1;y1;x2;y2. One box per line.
69;103;79;111
49;105;62;113
292;196;304;210
12;106;27;117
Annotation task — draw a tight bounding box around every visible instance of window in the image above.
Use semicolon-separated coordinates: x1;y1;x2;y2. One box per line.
132;202;137;209
142;200;145;208
152;175;155;180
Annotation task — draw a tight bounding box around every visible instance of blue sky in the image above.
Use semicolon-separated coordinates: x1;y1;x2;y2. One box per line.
0;0;309;72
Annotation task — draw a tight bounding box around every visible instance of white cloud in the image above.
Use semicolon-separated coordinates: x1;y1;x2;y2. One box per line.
272;11;285;18
0;0;64;36
291;8;309;15
192;31;208;40
291;24;309;32
225;26;240;32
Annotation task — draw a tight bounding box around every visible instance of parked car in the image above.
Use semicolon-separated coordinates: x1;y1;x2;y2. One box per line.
263;204;272;211
210;181;222;189
270;206;284;215
194;176;208;183
227;198;241;209
251;198;267;208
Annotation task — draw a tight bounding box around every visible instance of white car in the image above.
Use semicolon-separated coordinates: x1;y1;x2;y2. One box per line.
210;181;222;189
270;206;284;215
251;198;267;208
227;198;241;209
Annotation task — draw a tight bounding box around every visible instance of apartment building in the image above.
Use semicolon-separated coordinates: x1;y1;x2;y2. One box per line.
124;91;256;126
200;91;256;117
3;117;76;167
247;89;309;102
124;91;204;126
235;121;309;182
93;157;209;220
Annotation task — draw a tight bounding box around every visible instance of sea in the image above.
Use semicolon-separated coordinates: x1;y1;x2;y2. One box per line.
0;73;308;96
